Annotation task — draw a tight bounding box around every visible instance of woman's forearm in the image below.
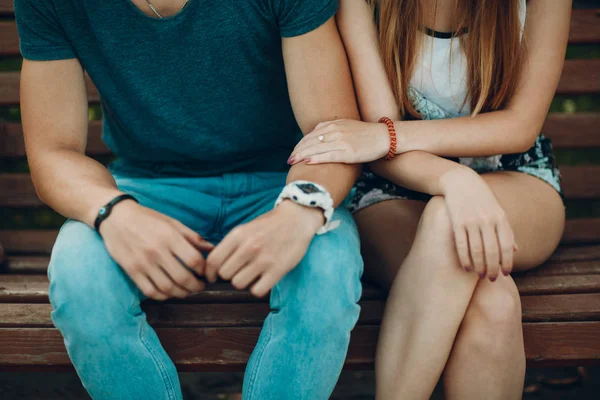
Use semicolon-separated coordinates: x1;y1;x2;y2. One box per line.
370;151;472;196
395;108;540;158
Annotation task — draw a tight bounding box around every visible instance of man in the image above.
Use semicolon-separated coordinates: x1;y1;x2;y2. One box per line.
15;0;363;399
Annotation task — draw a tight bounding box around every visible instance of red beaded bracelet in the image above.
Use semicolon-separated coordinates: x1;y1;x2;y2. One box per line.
379;116;397;160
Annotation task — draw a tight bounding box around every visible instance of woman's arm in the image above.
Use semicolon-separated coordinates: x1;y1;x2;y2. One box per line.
395;0;572;157
291;0;572;163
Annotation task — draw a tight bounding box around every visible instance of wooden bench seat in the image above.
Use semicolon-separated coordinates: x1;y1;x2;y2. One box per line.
1;3;600;372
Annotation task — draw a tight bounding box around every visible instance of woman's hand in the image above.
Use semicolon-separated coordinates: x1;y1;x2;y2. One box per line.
289;119;390;165
440;168;517;281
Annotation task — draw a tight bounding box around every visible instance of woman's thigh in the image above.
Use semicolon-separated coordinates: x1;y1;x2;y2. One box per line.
481;171;565;271
353;171;565;288
354;199;426;289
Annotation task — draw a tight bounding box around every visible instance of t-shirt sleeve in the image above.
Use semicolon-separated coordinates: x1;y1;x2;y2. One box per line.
14;0;77;61
272;0;338;38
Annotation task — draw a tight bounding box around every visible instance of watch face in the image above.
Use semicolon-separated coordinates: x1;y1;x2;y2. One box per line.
296;183;321;195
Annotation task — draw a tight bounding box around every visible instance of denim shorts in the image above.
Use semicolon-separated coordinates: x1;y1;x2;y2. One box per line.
347;89;562;214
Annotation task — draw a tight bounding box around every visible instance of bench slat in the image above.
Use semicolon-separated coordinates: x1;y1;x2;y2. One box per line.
1;322;599;370
2;166;598;207
0;302;386;328
1;59;598;105
2;256;599;277
1;294;598;329
2;231;600;261
2;273;599;304
0;274;385;303
561;166;600;199
1;113;599;158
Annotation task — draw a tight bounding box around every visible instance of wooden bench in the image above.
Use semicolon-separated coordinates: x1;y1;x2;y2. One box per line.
1;3;600;371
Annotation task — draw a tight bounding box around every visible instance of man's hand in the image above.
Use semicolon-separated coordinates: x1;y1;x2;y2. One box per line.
205;201;324;297
99;200;214;301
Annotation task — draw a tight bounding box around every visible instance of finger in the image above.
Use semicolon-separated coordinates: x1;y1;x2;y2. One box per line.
251;270;285;298
132;273;169;301
453;226;472;272
497;220;516;276
160;250;205;293
304;151;347;165
171;237;208;276
206;228;243;283
218;245;255;281
148;265;190;299
467;225;486;279
290;127;338;160
172;222;215;252
481;224;501;282
231;263;263;291
291;143;345;165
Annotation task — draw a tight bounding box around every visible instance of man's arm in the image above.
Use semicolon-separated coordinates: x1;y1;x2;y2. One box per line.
21;59;211;300
205;17;361;296
283;17;361;204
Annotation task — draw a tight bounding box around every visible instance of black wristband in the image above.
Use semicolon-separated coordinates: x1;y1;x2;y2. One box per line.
94;194;138;233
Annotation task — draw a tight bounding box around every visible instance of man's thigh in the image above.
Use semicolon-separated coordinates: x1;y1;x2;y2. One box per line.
114;174;224;240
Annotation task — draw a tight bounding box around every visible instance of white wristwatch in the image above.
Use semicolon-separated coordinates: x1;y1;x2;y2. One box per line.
274;181;340;235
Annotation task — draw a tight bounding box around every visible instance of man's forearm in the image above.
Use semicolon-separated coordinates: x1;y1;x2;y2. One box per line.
286;162;361;207
29;148;124;227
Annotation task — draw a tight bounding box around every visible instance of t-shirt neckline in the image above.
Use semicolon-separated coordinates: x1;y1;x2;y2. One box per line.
124;0;195;21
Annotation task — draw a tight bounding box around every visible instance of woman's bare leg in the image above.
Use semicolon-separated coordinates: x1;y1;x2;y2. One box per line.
356;172;564;400
443;172;565;400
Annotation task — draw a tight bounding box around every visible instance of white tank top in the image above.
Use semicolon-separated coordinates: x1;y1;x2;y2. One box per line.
410;0;527;117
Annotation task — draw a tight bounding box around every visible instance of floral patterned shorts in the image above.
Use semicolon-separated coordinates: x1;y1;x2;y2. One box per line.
347;89;562;214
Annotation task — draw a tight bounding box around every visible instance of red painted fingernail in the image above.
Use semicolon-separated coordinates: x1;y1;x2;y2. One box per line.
287;157;295;165
465;266;472;273
503;270;510;276
489;276;497;282
479;272;485;279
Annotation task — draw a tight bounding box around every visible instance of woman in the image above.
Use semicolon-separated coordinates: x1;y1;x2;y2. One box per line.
289;0;570;398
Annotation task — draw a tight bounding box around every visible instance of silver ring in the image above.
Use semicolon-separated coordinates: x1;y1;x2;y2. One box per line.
318;135;325;142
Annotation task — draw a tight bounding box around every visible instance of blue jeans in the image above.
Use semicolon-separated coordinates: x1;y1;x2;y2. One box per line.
48;172;363;400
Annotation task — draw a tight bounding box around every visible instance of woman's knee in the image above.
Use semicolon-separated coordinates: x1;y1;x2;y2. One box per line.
462;278;523;351
414;196;455;251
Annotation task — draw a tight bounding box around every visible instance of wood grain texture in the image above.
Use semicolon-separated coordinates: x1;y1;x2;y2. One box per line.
1;322;599;370
0;275;385;304
1;293;598;328
2;231;599;260
2;272;599;304
563;218;600;245
2;244;600;275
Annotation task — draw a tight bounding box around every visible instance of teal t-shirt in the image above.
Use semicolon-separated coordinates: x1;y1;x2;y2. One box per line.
14;0;338;177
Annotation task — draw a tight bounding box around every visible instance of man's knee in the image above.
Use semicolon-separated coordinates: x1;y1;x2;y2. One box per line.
276;208;363;338
49;221;140;339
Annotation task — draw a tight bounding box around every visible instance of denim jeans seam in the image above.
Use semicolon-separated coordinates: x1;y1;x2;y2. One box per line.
139;322;178;400
244;316;273;399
